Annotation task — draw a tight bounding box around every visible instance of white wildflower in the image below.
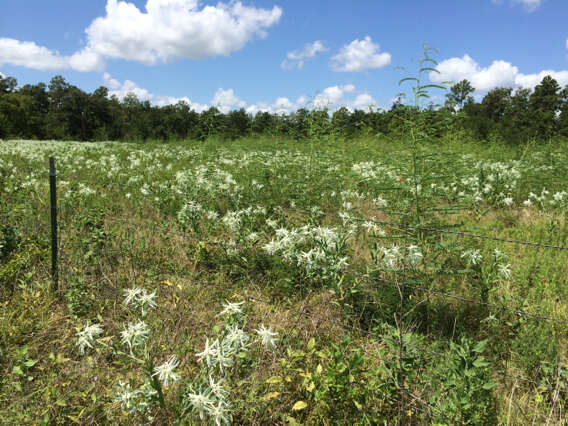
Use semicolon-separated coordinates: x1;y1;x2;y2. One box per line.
207;400;232;426
407;245;423;266
497;263;511;279
123;287;143;307
196;338;219;367
152;355;180;388
217;300;244;317
222;325;249;351
76;322;104;355
461;249;482;266
114;381;139;411
187;389;215;420
121;321;150;351
208;376;229;400
255;324;278;349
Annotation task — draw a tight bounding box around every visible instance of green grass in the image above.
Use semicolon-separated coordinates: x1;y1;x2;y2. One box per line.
1;136;568;424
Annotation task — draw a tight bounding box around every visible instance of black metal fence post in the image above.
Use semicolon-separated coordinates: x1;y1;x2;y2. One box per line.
49;157;58;291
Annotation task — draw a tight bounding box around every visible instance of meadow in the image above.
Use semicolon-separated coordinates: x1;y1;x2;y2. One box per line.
1;135;568;424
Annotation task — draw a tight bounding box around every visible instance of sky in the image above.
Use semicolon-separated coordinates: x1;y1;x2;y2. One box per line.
0;0;567;113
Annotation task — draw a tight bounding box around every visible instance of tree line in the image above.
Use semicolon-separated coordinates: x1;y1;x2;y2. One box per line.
1;73;567;143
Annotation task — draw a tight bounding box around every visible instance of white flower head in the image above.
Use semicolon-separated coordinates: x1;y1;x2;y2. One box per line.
222;324;249;352
217;300;244;317
76;322;104;355
123;287;143;307
461;249;482;266
152;355;180;388
186;388;215;420
196;338;219;367
114;381;139;411
407;245;423;265
208;375;229;400
497;263;511;280
255;324;278;349
121;321;150;351
207;399;232;426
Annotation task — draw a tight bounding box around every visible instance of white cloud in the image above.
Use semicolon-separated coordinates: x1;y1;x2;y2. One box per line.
101;75;377;115
0;38;69;71
432;54;568;91
211;88;246;113
514;70;568;88
103;73;208;111
512;0;542;12
68;47;106;72
281;40;328;70
83;0;282;66
313;84;354;108
492;0;542;12
352;92;377;110
0;0;281;72
330;36;391;72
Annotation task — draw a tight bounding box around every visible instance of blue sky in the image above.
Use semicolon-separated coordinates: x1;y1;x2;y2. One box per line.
1;0;567;113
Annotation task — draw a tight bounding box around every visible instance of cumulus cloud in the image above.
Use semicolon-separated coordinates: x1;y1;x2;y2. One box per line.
352;92;378;110
313;84;355;107
103;73;208;111
101;74;377;115
0;38;70;71
431;54;568;91
0;0;281;72
281;40;328;70
83;0;282;66
211;88;246;113
330;36;391;72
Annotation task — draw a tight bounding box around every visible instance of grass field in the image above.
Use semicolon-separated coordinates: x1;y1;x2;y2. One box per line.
1;136;568;424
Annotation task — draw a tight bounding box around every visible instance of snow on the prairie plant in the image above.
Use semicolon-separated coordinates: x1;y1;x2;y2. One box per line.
76;322;104;355
186;388;215;420
195;338;220;368
461;249;483;266
152;355;180;388
255;324;278;349
217;300;244;317
121;321;150;351
123;287;157;316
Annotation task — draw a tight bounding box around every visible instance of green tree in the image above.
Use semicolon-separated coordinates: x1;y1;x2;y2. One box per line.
0;75;17;94
529;75;561;140
481;87;512;123
225;108;251;140
446;79;475;109
558;85;568;137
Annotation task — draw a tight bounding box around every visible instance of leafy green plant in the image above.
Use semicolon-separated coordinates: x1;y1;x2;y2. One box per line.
430;338;497;425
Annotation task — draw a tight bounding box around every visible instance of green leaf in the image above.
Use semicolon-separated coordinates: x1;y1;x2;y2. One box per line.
306;338;316;351
266;376;282;384
482;381;495;390
420;84;448;91
399;77;419;85
24;359;38;368
473;358;489;368
292;400;308;411
12;366;23;376
263;391;280;401
418;67;439;74
473;340;487;353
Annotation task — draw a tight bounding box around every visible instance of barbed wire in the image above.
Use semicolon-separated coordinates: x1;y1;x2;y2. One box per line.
283;206;568;251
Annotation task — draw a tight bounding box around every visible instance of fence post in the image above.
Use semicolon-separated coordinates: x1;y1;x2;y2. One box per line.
49;157;58;291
